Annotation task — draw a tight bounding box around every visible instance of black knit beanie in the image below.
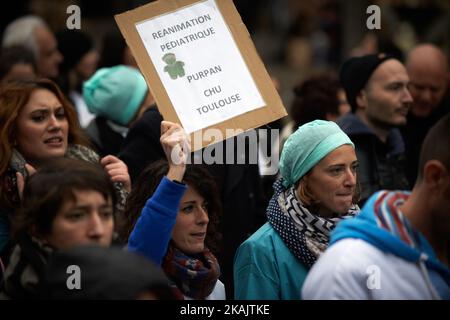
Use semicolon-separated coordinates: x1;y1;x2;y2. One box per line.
339;53;397;112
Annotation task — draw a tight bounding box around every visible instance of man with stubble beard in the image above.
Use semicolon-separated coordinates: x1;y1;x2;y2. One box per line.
337;53;413;204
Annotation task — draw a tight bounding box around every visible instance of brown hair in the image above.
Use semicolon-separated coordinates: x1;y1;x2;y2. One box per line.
121;160;222;257
0;79;89;208
12;158;116;241
291;73;341;129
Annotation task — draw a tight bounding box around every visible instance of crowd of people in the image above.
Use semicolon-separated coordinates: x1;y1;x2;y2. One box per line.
0;13;449;300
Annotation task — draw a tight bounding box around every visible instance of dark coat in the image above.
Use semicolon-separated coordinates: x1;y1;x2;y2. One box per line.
118;106;266;298
400;94;450;186
338;113;410;204
118;106;165;183
0;236;51;300
85;116;126;157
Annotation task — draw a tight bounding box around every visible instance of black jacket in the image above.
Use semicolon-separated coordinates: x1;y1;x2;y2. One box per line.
0;236;51;300
41;246;173;300
85;117;126;157
400;94;450;186
118;107;164;183
338;113;410;204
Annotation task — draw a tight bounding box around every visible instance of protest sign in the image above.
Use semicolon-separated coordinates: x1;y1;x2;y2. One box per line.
115;0;286;150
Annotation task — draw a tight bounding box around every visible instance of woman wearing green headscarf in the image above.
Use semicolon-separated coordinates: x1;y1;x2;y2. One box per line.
234;120;360;299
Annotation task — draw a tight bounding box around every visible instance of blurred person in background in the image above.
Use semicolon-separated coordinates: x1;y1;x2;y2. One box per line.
402;44;449;186
2;15;62;79
82;65;154;157
0;46;36;85
99;30;138;69
56;30;100;128
41;245;174;300
281;73;351;147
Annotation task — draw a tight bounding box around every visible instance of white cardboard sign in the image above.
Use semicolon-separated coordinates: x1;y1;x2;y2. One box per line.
115;0;287;151
135;0;265;133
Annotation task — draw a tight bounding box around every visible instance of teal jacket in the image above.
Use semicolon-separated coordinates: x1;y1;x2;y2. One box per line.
233;222;309;300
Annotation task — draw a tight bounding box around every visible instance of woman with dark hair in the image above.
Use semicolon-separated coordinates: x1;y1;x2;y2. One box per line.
125;121;225;300
291;73;350;129
56;30;99;128
0;158;117;299
99;30;137;69
0;79;130;273
280;74;351;148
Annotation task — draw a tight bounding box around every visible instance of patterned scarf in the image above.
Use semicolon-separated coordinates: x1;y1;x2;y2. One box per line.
6;145;128;217
162;244;220;300
267;178;359;268
1;236;53;299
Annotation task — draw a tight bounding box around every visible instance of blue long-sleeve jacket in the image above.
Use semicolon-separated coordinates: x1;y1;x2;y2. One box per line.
127;176;187;265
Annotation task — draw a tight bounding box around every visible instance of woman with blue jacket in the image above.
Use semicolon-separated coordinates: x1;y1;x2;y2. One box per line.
234;120;360;299
125;121;225;300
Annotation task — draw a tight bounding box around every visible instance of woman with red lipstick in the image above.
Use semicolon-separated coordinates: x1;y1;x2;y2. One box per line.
0;79;130;276
234;120;360;299
123;121;225;300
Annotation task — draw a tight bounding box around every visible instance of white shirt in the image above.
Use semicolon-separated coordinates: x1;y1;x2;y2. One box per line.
184;279;226;300
302;238;441;300
70;91;95;128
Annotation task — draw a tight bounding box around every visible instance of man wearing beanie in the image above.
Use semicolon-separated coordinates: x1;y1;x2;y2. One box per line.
337;53;412;203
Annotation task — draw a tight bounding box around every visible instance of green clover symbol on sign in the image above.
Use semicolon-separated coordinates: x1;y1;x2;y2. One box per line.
162;53;185;79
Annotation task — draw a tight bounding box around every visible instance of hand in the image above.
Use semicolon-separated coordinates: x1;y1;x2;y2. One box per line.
160;121;190;181
100;155;132;193
16;164;36;200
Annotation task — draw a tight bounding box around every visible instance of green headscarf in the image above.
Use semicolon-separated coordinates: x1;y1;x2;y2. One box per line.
280;120;354;188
